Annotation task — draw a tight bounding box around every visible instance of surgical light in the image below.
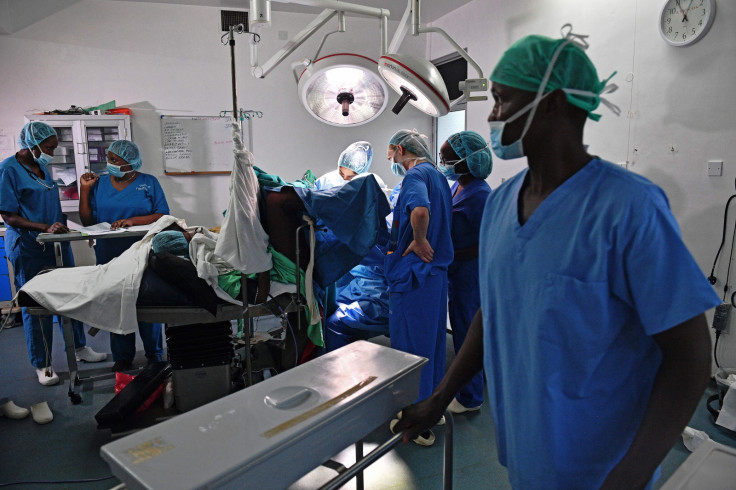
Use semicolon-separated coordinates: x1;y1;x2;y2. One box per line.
297;53;388;126
378;53;449;117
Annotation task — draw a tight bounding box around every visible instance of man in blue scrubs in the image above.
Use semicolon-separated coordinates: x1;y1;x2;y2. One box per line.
393;29;719;487
0;122;106;386
438;131;492;415
385;129;452;447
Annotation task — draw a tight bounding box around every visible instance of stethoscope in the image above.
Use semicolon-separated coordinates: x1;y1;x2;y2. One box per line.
17;155;54;191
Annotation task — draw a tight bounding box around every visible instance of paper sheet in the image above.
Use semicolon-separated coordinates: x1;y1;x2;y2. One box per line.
52;167;78;186
716;383;736;431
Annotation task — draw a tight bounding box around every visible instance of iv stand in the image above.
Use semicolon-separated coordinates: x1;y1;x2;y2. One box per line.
222;24;263;386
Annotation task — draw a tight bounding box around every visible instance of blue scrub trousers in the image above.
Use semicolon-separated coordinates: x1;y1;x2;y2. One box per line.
96;239;163;363
8;242;87;368
448;259;484;408
389;272;447;402
110;322;163;362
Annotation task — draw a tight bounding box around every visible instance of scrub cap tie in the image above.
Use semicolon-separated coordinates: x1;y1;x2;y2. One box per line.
489;24;620;121
388;129;434;164
18;121;57;150
447;131;493;179
108;139;143;170
338;141;373;174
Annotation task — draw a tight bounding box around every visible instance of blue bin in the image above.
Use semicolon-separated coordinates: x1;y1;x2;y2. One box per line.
0;274;11;301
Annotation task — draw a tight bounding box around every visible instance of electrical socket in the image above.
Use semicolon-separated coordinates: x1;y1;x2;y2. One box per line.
708;160;723;177
712;303;730;332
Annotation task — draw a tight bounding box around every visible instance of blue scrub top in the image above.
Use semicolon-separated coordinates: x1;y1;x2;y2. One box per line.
0;155;66;257
478;158;721;489
385;162;452;292
90;173;169;264
450;178;491;250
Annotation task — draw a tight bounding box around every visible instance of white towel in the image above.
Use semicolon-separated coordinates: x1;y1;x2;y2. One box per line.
213;123;272;274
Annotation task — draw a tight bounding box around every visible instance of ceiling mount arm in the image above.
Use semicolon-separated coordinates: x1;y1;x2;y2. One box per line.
410;0;487;103
250;0;391;79
312;11;345;61
251;9;337;78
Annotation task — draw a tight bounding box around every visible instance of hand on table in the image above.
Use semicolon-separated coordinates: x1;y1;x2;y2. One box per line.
45;222;70;234
110;219;135;230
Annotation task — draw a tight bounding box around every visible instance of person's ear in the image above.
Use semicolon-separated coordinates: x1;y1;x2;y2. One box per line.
541;89;567;116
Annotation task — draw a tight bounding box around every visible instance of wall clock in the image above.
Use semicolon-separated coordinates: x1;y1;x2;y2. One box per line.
659;0;716;47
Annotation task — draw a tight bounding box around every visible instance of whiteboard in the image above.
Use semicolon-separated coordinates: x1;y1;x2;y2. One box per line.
161;115;235;175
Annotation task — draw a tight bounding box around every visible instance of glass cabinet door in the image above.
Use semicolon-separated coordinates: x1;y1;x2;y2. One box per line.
26;115;131;213
78;120;128;176
45;122;79;204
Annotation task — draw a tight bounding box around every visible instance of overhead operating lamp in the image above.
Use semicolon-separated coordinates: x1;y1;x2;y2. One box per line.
249;0;391;126
297;53;388;126
378;52;449;117
248;0;486;121
378;0;489;117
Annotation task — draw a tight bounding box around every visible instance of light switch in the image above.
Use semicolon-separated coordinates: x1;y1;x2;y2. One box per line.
708;160;723;177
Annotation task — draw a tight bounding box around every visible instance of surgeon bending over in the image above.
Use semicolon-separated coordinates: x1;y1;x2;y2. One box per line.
393;27;718;488
314;141;385;190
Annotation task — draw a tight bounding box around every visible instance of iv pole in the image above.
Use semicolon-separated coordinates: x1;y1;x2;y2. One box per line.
221;25;261;142
221;24;264;387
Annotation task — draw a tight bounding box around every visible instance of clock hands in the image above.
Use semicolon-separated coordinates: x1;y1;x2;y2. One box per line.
674;0;693;23
683;0;695;23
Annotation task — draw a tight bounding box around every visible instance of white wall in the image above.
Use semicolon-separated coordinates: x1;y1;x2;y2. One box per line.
0;0;430;228
429;0;736;369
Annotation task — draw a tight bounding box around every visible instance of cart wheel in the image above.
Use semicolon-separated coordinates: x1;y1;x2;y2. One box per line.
69;392;82;405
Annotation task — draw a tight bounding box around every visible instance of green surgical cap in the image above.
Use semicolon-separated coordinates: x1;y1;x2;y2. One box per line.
490;34;614;121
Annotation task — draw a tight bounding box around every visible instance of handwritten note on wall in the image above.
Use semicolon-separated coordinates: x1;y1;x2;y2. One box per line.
160;116;234;174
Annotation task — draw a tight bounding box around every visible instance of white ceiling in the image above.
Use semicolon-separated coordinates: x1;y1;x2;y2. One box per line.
0;0;473;34
110;0;472;22
0;0;471;34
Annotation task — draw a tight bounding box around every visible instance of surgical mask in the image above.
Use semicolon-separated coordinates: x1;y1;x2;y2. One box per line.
439;159;467;179
488;94;551;160
488;26;585;161
106;162;134;178
34;149;53;168
391;161;406;177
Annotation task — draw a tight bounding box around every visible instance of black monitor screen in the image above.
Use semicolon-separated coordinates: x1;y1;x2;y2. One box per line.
435;55;468;101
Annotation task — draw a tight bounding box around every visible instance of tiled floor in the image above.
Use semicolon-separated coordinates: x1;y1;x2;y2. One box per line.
1;320;735;489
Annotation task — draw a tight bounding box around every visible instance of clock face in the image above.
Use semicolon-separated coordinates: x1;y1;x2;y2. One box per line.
660;0;716;46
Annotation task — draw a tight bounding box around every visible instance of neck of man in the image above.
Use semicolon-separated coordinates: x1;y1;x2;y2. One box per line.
525;140;591;198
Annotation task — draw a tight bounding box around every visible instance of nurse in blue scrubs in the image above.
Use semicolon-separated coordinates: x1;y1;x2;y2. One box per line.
385;129;453;447
0;122;106;386
437;131;492;415
79;139;169;372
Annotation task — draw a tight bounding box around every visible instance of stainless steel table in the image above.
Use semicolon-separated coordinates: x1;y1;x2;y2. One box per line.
100;341;452;489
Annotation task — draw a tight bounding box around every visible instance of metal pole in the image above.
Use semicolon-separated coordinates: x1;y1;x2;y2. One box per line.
318;433;404;490
230;28;238;118
443;410;454;490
